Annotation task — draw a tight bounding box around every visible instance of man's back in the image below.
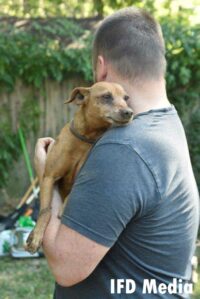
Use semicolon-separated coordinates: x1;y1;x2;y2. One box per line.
56;106;199;299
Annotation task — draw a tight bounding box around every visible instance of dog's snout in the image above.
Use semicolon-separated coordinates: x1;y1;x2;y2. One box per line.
120;109;133;119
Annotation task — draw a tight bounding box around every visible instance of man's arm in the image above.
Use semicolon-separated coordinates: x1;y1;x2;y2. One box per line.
34;138;110;287
43;209;109;287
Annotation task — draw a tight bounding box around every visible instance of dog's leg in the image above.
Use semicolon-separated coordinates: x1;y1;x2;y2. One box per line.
57;195;69;219
26;176;54;254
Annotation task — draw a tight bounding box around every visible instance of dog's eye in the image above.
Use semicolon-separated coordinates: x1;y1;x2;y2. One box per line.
124;95;129;102
101;93;113;104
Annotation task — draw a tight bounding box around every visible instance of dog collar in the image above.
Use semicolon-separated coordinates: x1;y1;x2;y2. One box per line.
69;121;96;144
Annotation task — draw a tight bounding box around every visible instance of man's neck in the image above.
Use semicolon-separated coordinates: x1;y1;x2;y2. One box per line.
105;74;170;115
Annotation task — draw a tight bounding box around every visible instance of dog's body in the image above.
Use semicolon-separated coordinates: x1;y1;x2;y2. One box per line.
26;82;133;253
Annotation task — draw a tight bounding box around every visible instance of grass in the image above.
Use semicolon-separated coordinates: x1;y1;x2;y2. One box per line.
193;271;200;299
0;257;200;299
0;257;54;299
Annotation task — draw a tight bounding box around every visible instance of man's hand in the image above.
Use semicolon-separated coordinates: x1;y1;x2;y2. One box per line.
34;137;55;184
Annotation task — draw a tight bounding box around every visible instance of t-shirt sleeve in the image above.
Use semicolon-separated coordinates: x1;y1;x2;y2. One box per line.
61;143;158;247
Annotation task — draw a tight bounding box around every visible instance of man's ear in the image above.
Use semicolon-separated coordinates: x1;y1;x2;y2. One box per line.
95;55;107;82
64;87;90;105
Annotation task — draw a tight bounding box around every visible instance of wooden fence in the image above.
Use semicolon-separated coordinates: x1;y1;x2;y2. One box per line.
0;77;87;210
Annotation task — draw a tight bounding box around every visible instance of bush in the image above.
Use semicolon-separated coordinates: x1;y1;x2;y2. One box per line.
162;10;200;186
0;12;199;189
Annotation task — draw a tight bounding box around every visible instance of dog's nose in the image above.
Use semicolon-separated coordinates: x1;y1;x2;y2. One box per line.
120;109;133;119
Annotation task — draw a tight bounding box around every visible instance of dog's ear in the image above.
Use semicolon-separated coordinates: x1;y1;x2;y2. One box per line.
64;87;90;105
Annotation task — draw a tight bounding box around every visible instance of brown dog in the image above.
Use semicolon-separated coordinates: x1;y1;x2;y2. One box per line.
26;81;133;253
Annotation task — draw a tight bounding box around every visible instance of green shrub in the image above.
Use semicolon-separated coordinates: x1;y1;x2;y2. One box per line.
0;13;199;189
0;19;92;91
162;10;200;186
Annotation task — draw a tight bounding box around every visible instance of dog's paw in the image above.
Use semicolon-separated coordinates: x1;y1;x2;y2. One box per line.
25;229;42;254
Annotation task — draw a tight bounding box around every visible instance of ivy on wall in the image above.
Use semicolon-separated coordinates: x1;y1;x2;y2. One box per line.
0;18;93;92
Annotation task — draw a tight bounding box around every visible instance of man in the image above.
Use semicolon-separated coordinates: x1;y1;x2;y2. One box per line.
34;7;199;299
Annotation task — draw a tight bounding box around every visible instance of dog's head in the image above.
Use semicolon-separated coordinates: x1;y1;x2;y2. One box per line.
65;82;133;127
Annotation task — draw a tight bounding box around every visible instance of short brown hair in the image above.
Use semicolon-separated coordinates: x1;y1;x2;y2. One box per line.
93;7;166;80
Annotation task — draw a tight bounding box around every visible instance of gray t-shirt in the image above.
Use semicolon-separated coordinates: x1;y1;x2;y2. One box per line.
54;106;199;299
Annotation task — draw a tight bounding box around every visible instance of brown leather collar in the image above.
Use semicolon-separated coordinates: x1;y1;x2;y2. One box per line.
69;121;96;145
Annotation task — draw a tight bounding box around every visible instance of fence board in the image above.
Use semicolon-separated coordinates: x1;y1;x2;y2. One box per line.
0;77;87;209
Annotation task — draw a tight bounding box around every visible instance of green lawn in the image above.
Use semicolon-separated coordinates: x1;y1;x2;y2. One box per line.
0;257;54;299
193;272;200;299
0;257;200;299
